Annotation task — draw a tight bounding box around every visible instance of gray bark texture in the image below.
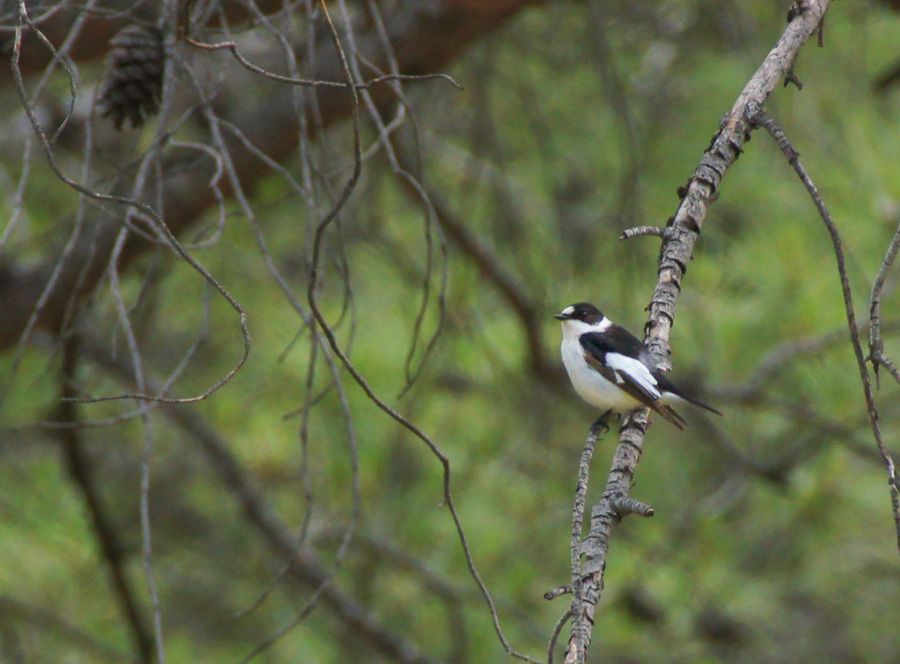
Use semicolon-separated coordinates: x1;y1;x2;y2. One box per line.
564;2;832;662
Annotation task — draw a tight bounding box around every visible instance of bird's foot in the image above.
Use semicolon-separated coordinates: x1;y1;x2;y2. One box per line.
591;410;614;435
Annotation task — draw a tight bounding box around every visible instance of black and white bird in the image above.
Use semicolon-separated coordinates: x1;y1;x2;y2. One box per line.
556;302;721;429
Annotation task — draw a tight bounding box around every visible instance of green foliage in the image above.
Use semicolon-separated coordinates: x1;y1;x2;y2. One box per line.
2;2;899;662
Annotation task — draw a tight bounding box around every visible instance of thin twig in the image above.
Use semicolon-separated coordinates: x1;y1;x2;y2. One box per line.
333;0;449;398
83;339;434;664
185;33;461;91
619;225;675;241
303;2;536;661
543;586;572;601
547;608;574;664
868;217;900;386
746;102;900;555
57;337;153;663
10;2;251;407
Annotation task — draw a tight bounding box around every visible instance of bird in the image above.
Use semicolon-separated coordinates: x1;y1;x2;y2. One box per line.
556;302;721;430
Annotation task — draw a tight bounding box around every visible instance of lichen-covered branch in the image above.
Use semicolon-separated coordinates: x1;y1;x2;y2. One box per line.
563;3;831;662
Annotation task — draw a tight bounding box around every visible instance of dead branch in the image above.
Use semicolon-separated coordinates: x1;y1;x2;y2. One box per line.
619;225;675;241
303;4;535;660
563;3;832;662
82;339;435;664
307;0;537;662
0;0;541;353
869;217;900;385
394;175;554;382
9;1;251;411
745;102;900;554
57;337;153;664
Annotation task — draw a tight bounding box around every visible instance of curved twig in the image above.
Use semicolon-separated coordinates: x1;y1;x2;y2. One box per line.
185;33;461;91
10;3;251;407
869;218;900;385
745;102;900;554
302;2;537;661
547;607;574;664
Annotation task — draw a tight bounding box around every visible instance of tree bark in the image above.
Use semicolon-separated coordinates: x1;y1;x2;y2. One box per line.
564;3;831;662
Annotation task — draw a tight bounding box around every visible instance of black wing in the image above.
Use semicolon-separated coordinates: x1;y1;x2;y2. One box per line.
579;331;686;430
579;324;646;358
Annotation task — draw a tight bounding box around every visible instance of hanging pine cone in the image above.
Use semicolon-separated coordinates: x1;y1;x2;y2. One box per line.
97;24;164;130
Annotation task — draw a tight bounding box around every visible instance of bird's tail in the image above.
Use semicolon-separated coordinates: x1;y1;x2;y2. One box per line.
678;393;722;417
657;375;723;418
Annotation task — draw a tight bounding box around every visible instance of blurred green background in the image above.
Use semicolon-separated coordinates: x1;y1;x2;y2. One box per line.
1;1;898;662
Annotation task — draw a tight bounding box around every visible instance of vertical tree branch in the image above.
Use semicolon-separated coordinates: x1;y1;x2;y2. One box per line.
564;3;831;662
868;218;900;385
58;337;153;664
566;424;599;661
566;415;653;663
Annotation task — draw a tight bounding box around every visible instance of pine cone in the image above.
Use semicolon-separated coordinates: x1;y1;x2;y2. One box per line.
97;25;164;130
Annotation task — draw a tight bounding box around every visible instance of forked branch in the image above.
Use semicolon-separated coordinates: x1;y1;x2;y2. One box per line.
561;3;832;662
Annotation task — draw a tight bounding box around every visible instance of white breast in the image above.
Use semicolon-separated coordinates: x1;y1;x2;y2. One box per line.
560;336;642;412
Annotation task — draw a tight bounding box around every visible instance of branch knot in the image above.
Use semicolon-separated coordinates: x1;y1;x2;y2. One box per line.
610;493;655;518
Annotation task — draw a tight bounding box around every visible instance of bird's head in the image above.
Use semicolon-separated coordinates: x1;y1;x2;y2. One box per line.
555;302;609;336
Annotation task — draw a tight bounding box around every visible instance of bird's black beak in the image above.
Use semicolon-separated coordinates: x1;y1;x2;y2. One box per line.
554;314;569;321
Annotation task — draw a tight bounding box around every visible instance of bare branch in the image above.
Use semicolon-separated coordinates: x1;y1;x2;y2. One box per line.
185;31;461;91
745;102;900;555
0;1;538;354
564;3;832;661
547;607;574;664
567;424;600;664
869;217;900;385
303;4;536;660
82;339;434;664
57;337;153;664
544;586;572;602
9;2;251;409
566;412;651;664
619;225;675;241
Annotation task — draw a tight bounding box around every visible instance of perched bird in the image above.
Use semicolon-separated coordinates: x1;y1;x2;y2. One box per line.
556;302;721;430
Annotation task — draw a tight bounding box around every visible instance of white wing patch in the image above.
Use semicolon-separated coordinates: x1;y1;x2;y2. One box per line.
605;353;660;399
